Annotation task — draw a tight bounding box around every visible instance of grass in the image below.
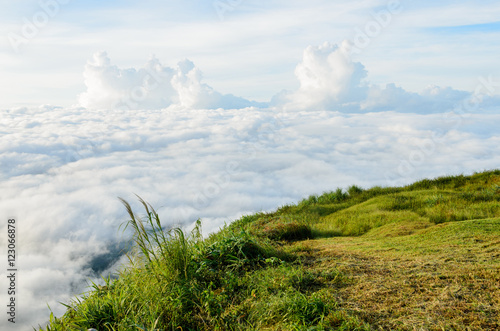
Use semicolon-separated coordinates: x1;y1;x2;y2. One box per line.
39;170;500;330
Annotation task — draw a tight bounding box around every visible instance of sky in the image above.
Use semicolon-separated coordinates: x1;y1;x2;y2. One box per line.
1;0;500;108
0;0;500;329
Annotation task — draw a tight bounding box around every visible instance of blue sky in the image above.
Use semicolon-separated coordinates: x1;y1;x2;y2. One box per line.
427;21;500;34
0;0;499;108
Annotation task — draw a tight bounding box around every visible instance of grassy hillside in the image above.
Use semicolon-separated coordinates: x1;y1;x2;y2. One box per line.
39;170;500;330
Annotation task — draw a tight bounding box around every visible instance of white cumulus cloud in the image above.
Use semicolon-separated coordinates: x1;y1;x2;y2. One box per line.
78;52;264;110
273;41;500;114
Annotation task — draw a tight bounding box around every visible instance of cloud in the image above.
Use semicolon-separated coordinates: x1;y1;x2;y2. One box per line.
78;52;264;110
272;41;368;110
77;42;500;115
273;41;499;114
360;84;471;113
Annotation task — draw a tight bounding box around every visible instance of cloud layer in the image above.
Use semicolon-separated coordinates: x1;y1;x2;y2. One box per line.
1;102;500;328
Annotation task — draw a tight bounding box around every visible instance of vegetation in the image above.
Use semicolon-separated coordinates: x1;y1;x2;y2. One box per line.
39;170;500;330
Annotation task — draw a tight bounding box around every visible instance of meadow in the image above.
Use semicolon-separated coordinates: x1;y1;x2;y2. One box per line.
39;170;500;330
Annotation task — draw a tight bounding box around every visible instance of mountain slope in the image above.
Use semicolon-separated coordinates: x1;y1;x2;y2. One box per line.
41;170;500;330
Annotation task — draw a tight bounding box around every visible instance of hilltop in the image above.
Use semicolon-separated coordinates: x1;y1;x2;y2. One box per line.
40;170;500;330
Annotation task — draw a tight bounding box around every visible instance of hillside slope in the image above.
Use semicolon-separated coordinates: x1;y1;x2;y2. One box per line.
41;170;500;330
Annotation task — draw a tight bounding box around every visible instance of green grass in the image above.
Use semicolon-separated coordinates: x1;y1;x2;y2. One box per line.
39;170;500;330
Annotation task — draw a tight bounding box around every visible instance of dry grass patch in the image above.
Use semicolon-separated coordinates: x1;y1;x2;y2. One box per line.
302;218;500;330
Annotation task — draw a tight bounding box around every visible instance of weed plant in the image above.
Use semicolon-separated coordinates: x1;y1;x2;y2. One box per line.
40;197;356;330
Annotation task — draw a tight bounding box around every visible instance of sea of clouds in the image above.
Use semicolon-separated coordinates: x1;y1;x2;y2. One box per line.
1;42;500;329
